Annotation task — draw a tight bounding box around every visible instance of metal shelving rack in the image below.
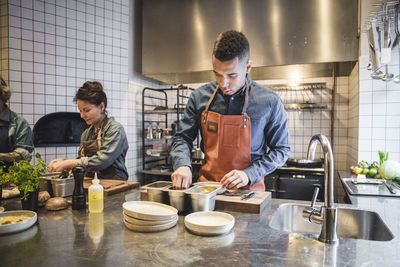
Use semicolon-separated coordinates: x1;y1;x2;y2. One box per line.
141;85;194;183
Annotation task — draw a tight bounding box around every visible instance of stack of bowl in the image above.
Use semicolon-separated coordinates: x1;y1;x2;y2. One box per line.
122;201;178;232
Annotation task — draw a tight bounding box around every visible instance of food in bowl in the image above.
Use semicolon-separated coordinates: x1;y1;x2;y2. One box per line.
199;187;216;193
1;216;30;225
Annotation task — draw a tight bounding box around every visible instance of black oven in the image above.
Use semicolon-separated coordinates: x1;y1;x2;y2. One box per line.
265;166;325;201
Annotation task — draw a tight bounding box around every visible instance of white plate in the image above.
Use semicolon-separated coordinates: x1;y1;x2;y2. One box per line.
184;211;235;236
124;217;178;232
0;210;37;235
122;201;178;221
123;211;178;226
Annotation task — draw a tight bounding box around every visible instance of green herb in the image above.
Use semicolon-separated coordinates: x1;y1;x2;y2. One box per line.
378;150;389;165
1;153;47;200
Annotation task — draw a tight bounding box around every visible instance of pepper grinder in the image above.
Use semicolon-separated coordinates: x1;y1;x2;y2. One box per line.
72;166;86;210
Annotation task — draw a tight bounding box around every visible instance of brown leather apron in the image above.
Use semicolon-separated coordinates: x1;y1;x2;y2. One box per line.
78;117;123;180
198;80;265;191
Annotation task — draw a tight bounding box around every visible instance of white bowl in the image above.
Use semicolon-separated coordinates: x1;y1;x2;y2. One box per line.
122;201;177;221
124;216;178;232
123;211;177;226
0;210;37;235
184;211;235;236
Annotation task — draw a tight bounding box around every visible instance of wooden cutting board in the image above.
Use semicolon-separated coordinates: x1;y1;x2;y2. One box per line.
215;191;271;214
83;178;139;196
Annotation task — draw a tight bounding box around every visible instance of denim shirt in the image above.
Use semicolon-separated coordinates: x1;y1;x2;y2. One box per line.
79;117;129;179
171;76;291;185
0;106;34;161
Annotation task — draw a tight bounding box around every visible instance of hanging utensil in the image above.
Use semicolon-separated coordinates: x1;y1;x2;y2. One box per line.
393;4;400;83
367;22;382;73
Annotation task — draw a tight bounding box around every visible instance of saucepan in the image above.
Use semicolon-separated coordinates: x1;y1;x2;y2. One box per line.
286;158;323;168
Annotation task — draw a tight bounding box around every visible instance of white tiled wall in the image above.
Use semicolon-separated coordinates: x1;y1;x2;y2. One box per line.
355;0;400;164
2;0;160;182
348;62;359;168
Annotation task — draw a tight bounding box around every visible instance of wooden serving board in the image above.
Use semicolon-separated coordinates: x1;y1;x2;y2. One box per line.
83;178;139;196
215;191;271;214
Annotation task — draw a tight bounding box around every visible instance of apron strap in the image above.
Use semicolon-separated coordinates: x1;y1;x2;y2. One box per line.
203;85;220;123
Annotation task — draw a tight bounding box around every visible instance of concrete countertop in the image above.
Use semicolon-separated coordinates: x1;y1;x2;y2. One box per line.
1;181;400;267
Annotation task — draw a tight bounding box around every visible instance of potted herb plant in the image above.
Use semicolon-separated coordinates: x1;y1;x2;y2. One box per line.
2;153;47;211
0;163;13;206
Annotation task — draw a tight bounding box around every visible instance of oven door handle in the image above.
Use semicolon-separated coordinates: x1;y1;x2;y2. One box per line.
276;190;286;193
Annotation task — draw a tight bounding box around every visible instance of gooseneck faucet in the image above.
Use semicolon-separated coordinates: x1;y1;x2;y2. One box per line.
303;134;338;244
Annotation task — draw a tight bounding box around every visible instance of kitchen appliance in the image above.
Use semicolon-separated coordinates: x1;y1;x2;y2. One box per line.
265;159;325;201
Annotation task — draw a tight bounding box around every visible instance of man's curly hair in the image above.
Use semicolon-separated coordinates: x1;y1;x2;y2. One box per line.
212;30;250;63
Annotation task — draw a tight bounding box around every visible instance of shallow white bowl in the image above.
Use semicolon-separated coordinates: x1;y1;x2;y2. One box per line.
122;201;177;221
124;216;178;232
184;211;235;236
123;211;178;226
0;210;37;235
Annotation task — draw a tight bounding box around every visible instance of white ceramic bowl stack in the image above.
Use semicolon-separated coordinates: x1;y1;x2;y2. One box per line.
122;201;178;232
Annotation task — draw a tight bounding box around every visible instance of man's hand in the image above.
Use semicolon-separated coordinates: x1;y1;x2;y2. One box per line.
171;166;192;189
220;170;249;189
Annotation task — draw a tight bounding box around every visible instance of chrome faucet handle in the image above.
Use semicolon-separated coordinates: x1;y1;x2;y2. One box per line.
310;184;321;208
303;184;322;223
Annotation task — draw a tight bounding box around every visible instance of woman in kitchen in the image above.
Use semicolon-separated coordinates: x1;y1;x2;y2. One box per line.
0;75;34;171
47;81;129;180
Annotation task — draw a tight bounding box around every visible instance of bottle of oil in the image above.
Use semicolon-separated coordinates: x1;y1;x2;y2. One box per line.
88;172;103;213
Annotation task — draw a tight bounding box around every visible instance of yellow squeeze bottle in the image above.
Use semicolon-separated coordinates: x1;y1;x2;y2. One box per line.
88;172;104;213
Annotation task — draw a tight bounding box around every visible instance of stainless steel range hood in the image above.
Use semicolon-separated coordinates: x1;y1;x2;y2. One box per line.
142;0;359;84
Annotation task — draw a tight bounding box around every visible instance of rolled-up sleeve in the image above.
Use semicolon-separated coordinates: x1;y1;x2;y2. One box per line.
170;95;199;170
244;100;291;185
11;116;34;161
80;124;128;171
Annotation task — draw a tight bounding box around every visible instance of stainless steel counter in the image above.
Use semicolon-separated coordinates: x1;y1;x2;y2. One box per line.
1;183;400;267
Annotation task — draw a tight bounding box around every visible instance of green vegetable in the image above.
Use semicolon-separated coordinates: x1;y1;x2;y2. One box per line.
368;168;378;177
371;161;379;169
358;161;370;169
378;150;389;165
1;153;47;200
379;160;400;180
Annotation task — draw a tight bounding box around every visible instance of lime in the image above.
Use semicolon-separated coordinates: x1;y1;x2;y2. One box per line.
368;168;378;177
362;168;368;175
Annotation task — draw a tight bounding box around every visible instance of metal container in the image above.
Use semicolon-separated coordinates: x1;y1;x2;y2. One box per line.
164;186;191;213
141;181;172;204
51;177;74;197
39;176;74;197
186;185;219;212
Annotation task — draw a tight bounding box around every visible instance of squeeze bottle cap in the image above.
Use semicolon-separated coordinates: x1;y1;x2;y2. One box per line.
93;172;100;184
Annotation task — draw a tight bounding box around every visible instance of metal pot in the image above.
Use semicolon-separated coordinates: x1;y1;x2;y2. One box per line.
286;158;323;168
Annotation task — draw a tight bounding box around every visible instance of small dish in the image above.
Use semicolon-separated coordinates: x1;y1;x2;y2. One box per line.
184;211;235;236
122;201;178;221
123;211;177;226
0;210;37;235
0;207;4;213
124;217;178;232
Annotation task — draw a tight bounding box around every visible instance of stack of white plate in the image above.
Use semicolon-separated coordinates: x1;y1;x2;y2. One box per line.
122;201;178;232
184;211;235;236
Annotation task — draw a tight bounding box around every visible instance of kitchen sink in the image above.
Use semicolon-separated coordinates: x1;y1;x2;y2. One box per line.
269;204;394;241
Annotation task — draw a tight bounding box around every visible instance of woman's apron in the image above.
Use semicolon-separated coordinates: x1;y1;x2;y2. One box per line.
78;117;123;180
198;80;265;191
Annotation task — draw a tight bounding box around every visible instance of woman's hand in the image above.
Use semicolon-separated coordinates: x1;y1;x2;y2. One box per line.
47;159;82;172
